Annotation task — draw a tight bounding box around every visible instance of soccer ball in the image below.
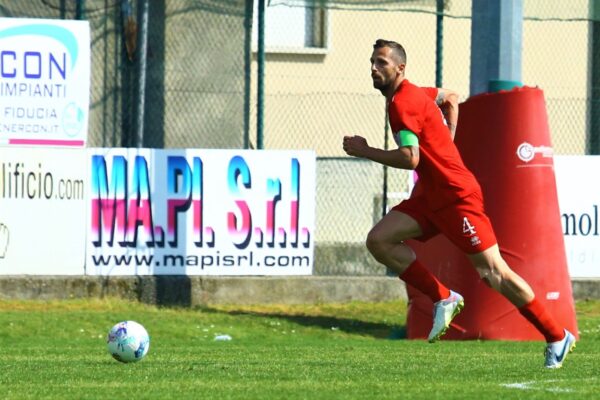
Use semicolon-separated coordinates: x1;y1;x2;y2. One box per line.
106;320;150;363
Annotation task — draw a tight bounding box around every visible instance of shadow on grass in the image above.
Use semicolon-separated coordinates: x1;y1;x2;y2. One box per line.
200;307;407;340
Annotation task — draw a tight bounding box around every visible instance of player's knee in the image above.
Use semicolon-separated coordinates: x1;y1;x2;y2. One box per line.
365;231;381;256
366;229;388;260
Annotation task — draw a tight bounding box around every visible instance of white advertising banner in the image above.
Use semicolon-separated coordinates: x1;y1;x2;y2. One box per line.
555;155;600;278
86;149;316;275
0;147;86;274
0;18;90;147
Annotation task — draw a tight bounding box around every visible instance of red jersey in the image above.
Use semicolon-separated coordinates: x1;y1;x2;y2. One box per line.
387;79;480;210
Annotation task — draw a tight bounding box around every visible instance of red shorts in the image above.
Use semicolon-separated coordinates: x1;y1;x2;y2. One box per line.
391;191;497;254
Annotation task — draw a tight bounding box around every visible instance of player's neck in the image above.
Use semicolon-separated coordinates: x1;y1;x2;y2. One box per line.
383;76;405;101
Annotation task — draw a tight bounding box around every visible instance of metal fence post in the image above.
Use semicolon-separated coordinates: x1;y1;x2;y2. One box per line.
244;0;254;149
257;0;265;149
75;0;84;20
470;0;523;96
135;0;149;148
590;0;600;154
435;0;444;87
382;109;389;219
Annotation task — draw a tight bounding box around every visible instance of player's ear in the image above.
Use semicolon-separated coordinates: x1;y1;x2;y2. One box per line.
397;63;406;75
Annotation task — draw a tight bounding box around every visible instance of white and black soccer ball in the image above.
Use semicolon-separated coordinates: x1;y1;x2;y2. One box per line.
106;321;150;363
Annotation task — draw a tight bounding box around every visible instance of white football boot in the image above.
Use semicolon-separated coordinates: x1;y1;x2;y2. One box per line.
544;329;576;369
428;290;464;343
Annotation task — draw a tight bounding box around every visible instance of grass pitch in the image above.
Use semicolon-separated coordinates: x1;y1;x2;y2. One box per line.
0;298;599;399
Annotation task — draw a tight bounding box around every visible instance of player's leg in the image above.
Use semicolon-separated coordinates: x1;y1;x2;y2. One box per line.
467;245;534;306
367;207;450;302
468;244;575;368
366;204;463;342
432;191;575;365
438;192;575;366
366;209;421;274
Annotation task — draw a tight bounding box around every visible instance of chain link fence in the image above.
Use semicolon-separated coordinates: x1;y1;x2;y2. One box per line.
259;0;599;275
1;0;598;275
2;0;248;148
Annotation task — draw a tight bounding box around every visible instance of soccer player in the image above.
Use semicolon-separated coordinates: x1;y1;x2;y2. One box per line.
342;39;575;368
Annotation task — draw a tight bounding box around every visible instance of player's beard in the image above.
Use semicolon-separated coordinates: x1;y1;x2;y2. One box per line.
372;75;390;94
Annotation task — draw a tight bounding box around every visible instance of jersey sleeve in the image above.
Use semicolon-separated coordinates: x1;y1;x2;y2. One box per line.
421;87;438;101
389;98;424;136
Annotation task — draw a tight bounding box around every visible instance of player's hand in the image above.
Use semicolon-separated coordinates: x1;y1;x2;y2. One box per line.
343;135;369;157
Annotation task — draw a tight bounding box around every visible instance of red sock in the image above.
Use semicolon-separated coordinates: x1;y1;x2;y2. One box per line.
399;260;450;303
518;297;564;342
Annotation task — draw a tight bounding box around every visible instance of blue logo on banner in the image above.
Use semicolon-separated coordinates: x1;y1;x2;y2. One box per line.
0;24;79;69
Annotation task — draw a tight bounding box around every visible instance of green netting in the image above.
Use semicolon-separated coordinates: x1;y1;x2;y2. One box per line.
269;0;600;21
2;0;599;276
268;0;465;16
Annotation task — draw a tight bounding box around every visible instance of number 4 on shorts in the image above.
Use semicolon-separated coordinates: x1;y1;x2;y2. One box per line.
462;217;476;235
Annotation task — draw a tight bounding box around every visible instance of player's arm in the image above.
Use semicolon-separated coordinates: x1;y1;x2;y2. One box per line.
342;133;419;170
434;88;459;139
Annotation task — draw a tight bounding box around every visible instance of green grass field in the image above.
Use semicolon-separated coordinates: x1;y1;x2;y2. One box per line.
1;298;599;399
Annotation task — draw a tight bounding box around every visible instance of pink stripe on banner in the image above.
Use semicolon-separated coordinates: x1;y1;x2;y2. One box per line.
9;139;85;147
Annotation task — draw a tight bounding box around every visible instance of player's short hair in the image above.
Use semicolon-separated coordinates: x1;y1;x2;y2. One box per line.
373;39;407;64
